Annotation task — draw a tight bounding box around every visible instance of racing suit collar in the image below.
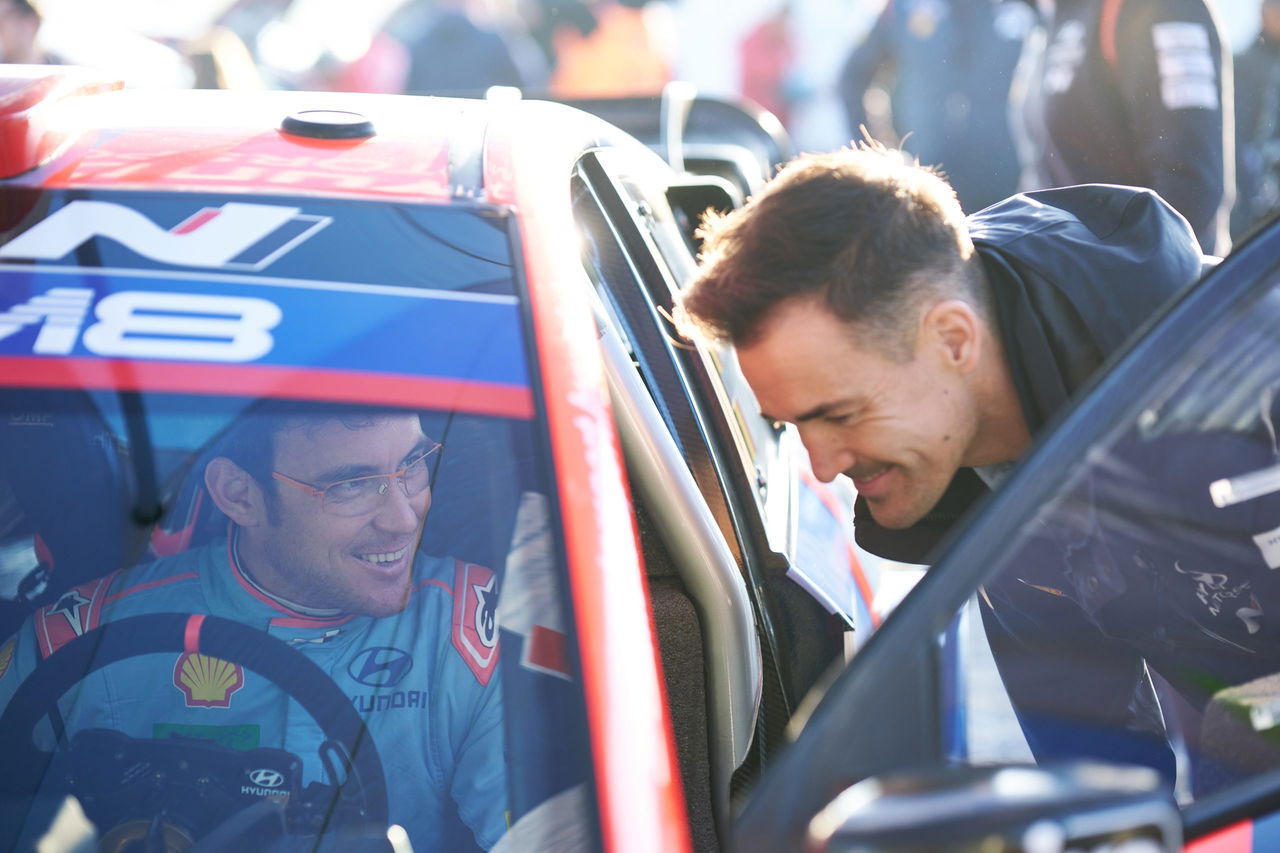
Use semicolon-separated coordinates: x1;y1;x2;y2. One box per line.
219;530;355;633
229;526;344;619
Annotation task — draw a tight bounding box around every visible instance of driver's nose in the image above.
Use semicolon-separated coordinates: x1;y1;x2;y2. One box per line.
374;482;426;533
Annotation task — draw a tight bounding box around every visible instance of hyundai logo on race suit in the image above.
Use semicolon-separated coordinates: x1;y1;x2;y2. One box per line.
248;769;285;789
348;647;413;687
0;201;330;270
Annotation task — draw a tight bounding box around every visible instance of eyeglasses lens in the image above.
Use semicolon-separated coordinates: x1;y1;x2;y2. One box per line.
320;451;435;516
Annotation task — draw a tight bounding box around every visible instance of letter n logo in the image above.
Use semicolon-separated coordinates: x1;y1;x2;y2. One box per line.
0;201;330;270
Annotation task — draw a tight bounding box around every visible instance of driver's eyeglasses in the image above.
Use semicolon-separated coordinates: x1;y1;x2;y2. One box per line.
271;442;442;517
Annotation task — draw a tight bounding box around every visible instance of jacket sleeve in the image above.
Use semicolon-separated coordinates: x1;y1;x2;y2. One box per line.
838;0;895;138
1113;0;1232;254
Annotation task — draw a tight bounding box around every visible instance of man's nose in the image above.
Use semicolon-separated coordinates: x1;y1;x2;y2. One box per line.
800;429;852;484
374;480;427;532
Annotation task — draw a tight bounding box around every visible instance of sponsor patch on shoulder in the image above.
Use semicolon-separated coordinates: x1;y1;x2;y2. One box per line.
452;561;500;685
35;574;114;659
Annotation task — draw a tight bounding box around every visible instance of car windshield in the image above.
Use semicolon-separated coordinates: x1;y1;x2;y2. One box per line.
0;190;595;852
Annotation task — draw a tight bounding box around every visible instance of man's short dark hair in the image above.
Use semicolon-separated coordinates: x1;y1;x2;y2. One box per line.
676;142;986;359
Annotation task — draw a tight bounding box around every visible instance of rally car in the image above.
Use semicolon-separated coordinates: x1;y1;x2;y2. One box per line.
0;65;872;852
17;61;1280;853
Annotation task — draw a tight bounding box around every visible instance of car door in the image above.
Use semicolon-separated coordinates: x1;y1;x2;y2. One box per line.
727;212;1280;851
567;141;866;848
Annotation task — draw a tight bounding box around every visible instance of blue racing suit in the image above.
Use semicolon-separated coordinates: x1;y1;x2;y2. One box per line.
0;538;508;851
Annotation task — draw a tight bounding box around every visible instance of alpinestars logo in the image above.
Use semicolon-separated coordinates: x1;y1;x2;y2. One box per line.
0;201;330;270
47;589;92;637
452;562;499;685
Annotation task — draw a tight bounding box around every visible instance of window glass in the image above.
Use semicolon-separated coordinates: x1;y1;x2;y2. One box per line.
0;189;596;852
945;270;1280;804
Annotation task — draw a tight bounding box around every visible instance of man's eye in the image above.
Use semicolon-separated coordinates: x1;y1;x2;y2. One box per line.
328;479;374;499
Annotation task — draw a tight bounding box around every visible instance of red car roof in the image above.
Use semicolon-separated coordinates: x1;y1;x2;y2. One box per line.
0;66;619;204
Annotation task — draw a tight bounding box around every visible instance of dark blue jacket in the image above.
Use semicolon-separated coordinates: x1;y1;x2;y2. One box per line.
854;184;1207;782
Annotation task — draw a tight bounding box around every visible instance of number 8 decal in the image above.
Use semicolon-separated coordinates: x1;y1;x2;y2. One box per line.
82;292;281;362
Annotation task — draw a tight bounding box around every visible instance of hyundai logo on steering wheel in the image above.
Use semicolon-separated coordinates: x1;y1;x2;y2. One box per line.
248;768;285;789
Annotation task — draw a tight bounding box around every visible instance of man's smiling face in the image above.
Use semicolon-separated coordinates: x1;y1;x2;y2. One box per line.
246;414;433;616
737;296;979;530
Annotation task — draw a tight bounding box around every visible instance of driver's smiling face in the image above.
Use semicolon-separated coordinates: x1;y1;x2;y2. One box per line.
248;414;432;617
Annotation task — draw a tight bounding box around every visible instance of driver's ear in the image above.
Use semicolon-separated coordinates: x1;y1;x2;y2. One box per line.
205;457;268;527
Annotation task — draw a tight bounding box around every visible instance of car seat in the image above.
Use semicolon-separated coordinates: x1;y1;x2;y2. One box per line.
0;388;138;641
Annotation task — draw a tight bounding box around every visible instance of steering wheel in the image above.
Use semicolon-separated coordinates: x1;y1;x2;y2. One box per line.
0;612;388;849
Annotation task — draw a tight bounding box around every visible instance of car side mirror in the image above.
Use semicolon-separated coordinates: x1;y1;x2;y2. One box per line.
807;762;1180;852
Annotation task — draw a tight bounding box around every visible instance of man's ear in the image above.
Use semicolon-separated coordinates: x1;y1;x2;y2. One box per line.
921;299;982;374
204;457;267;527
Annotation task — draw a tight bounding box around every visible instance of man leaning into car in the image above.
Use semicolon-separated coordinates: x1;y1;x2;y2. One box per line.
675;142;1209;781
0;402;508;851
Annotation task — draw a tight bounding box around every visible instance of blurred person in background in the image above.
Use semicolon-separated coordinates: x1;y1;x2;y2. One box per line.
183;23;267;90
390;0;547;96
1232;0;1280;237
216;0;407;92
838;0;1035;213
740;2;798;128
0;0;53;65
11;0;193;87
518;0;596;78
548;0;674;97
1013;0;1234;255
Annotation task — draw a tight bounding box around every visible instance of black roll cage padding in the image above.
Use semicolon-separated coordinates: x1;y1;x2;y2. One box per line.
0;612;388;828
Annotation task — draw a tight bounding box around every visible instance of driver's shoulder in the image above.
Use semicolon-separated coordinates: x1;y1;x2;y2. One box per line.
101;545;214;609
410;553;497;603
23;547;213;661
401;553;501;689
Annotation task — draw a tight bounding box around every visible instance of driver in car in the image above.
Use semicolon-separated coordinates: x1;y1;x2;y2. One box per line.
0;402;508;851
